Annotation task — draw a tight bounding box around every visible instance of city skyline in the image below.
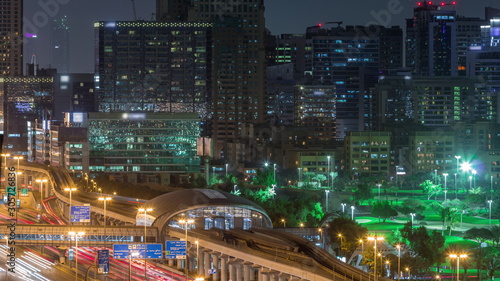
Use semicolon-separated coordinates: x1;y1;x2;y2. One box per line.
24;0;499;73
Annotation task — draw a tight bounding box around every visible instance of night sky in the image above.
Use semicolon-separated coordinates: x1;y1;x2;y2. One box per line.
24;0;498;73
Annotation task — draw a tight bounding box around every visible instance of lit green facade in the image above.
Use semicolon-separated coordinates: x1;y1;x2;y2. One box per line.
87;112;200;175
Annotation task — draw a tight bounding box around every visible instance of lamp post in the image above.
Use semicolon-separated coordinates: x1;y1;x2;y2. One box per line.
351;206;355;220
12;156;22;172
281;218;286;227
469;176;472;191
98;197;112;227
69;231;85;281
327;156;330;189
298;168;302;186
64;187;77;223
491;175;494;200
443;173;448;201
212;167;215;179
449;254;467;281
410;213;415;225
368;236;384;281
1;153;10;201
385;260;390;278
325;190;330;213
225;163;228;177
341;203;346;213
337;233;344;258
273;163;276;183
139;208;153;280
35;179;48;212
454;173;458;198
179;218;194;281
455;155;461;172
488;200;493;225
376;183;382;200
406;267;411;281
396;244;401;281
472;170;477;189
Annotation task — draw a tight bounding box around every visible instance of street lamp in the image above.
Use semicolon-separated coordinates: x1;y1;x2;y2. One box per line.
273;163;277;183
454;173;458;199
351;206;355;220
225;163;228;177
472;170;477;189
449;254;467;281
64;187;77;223
385;260;390;278
68;231;85;281
468;176;472;190
368;236;384;281
396;244;401;281
341;203;346;213
139;207;153;280
337;233;344;257
327;156;331;189
488;200;493;225
455;155;461;172
35;179;48;212
405;267;411;280
98;196;112;227
12;156;22;172
376;183;382;200
325;190;330;213
1;153;10;201
410;213;416;225
443;173;448;201
179;218;194;281
298;168;302;186
281;218;286;227
491;175;494;200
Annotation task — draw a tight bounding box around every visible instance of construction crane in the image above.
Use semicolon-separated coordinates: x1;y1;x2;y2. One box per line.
131;0;137;20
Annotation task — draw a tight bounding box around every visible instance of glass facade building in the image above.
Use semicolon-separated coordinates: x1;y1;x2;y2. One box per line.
85;112;200;184
94;21;212;119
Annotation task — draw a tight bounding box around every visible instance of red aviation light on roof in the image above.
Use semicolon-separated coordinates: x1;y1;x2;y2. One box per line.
318;23;323;27
417;2;422;6
452;1;457;4
441;2;446;5
428;1;433;5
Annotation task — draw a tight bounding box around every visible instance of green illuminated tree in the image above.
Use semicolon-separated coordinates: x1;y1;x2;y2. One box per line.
420;180;442;200
371;201;398;222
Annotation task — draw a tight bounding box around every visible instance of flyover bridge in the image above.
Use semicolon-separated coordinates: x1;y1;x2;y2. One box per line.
11;163;379;281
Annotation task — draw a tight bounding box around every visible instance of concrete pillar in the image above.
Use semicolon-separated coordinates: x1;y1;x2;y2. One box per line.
243;262;252;281
278;273;290;281
213;253;220;281
203;250;211;277
229;263;236;281
236;263;243;281
220;255;228;281
168;258;175;267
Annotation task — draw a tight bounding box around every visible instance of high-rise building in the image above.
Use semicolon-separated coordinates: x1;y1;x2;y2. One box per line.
51;15;71;73
406;1;457;76
305;24;403;138
0;0;23;76
156;0;267;156
456;17;487;76
95;21;212;119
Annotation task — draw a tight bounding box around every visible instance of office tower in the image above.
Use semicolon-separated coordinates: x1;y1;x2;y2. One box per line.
157;0;267;152
294;85;336;142
95;21;212;119
273;34;306;76
406;1;457;76
0;0;23;76
456;17;487;76
51;15;71;73
54;73;95;120
305;24;403;138
0;77;54;156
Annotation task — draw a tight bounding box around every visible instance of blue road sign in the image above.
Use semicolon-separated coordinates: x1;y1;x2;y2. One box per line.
97;249;109;275
208;269;217;274
70;205;91;223
113;244;163;259
165;240;186;259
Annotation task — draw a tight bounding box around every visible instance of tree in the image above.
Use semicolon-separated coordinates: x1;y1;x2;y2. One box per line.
371;201;398;222
401;223;445;273
420;180;442;200
352;183;374;204
430;201;458;235
328;217;368;257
